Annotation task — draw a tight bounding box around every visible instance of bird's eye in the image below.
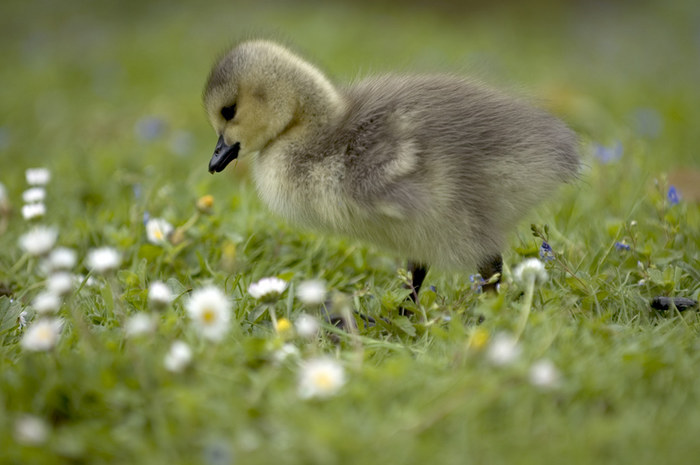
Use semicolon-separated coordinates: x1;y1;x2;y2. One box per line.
221;104;236;121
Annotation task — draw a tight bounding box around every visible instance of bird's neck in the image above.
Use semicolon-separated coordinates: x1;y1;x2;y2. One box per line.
286;59;345;129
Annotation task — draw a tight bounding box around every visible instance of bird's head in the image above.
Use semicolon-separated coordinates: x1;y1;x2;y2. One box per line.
203;40;342;174
203;41;305;173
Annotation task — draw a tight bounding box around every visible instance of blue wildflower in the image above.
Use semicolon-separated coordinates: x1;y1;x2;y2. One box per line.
614;241;631;251
170;130;194;157
593;141;623;164
539;241;555;261
667;186;680;205
631;108;662;139
429;285;437;293
202;439;234;465
134;116;167;141
0;126;10;150
469;274;484;294
143;211;150;225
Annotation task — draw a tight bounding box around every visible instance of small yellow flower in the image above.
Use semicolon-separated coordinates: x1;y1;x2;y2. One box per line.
196;195;214;214
276;318;293;337
221;241;237;270
469;328;489;350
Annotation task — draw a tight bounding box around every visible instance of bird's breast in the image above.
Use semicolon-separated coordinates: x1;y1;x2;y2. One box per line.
252;148;356;232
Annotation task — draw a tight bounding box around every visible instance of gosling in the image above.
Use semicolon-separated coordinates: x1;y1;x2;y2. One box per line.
203;40;579;299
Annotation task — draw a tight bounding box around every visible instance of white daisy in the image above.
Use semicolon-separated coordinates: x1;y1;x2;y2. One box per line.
248;277;287;302
86;247;121;274
14;415;49;445
22;187;46;204
25;168;51;186
18;311;30;329
19;226;57;256
273;343;300;363
297;279;327;306
145;217;173;245
47;272;73;296
185;285;231;341
125;313;157;337
529;359;561;389
295;313;320;339
21;202;46;220
47;247;77;270
513;258;548;286
164;340;192;372
21;318;63;351
486;333;521;366
298;357;346;399
32;291;61;314
148;281;173;308
74;274;98;288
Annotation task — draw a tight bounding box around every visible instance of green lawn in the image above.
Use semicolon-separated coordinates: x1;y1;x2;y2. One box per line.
1;1;699;463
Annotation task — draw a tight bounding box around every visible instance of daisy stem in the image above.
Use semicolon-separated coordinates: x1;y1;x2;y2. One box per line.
555;255;589;292
67;282;100;350
10;253;30;275
340;302;364;370
108;275;125;321
268;305;278;332
171;211;201;244
515;276;535;340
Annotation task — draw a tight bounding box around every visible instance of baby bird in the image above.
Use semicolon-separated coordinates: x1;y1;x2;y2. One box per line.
203;40;579;298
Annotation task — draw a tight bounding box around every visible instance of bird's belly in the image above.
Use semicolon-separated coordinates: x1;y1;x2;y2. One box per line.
252;152;484;270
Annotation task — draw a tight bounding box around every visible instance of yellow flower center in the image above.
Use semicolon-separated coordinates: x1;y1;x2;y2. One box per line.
312;372;334;390
154;229;163;240
37;327;52;342
201;308;217;324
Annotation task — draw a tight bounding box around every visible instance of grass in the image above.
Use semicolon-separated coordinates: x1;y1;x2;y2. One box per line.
1;0;699;463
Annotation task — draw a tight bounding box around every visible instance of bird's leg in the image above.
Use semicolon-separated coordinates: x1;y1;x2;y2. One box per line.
477;254;503;293
399;261;428;316
407;261;428;302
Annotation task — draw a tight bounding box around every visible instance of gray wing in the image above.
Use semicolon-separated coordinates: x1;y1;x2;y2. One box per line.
337;75;578;223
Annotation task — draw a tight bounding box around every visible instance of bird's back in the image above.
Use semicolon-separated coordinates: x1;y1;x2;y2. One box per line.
327;74;579;269
342;74;578;182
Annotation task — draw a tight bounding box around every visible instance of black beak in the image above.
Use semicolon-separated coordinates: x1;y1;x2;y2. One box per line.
209;136;240;173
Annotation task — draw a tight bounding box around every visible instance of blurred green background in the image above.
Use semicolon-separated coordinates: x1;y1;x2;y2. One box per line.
1;1;700;464
1;0;699;175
